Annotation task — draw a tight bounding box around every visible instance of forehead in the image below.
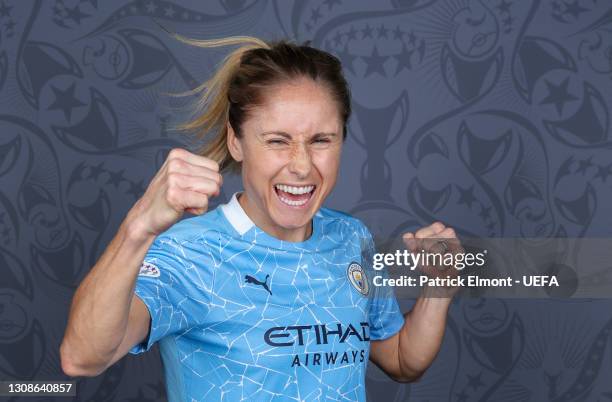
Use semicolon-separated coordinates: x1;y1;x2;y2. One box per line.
243;79;342;135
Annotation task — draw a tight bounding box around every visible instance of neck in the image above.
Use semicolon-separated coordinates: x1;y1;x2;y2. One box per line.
238;193;312;242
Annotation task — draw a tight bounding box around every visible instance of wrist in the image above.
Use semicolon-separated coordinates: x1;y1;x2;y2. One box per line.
121;213;156;246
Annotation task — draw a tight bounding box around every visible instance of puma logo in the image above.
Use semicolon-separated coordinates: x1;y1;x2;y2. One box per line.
244;274;272;295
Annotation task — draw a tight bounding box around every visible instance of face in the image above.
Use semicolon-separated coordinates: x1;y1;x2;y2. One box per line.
227;78;344;242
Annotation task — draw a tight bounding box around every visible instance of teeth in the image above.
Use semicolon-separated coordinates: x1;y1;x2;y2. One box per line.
278;196;309;206
275;184;315;195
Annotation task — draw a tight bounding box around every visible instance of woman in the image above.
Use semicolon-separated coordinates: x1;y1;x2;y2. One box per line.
60;36;458;401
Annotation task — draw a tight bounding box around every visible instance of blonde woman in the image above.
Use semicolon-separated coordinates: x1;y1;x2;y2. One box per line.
60;36;457;401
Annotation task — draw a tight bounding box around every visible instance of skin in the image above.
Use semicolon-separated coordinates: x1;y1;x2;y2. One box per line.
227;77;343;242
228;77;456;382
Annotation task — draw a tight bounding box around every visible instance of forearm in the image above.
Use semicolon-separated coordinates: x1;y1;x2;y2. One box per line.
397;287;453;380
60;214;155;372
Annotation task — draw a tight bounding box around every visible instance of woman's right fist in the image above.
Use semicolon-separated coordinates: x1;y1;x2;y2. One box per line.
128;148;223;239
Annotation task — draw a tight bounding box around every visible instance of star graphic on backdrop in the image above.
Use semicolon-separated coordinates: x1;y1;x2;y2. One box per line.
593;165;610;182
0;2;12;17
333;31;343;47
394;43;413;75
478;206;492;220
310;6;322;24
345;26;357;41
576;157;593;175
65;4;90;24
393;26;404;40
164;5;175;17
407;30;417;45
363;45;387;77
126;179;146;198
377;24;389;39
361;24;373;39
457;185;477;209
108;170;125;187
564;0;589;18
89;162;106;180
47;83;85;122
53;3;66;17
497;0;512;13
467;372;485;390
539;77;578;116
145;1;157;13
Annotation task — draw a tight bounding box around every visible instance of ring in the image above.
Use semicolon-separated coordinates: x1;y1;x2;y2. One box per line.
434;240;448;254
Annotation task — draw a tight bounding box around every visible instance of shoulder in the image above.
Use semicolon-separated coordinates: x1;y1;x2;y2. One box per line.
317;207;372;239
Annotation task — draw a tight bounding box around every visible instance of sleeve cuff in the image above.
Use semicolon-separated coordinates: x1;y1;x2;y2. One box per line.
128;291;156;355
369;313;405;341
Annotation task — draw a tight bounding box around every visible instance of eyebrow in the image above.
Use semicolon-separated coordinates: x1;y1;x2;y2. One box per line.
260;131;338;138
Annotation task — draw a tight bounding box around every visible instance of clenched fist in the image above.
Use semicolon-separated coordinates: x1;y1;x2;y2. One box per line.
403;222;464;295
127;148;223;239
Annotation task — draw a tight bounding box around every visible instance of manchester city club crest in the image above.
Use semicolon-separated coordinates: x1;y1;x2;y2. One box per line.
347;262;369;296
139;261;160;278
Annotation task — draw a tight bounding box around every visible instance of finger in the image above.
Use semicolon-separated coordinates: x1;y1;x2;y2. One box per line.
414;221;446;239
168;148;220;172
167;156;223;186
168;174;221;197
167;187;209;212
171;161;223;187
402;232;417;252
185;206;206;215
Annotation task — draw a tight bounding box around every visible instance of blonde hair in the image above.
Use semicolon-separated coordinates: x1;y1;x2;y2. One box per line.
172;34;351;173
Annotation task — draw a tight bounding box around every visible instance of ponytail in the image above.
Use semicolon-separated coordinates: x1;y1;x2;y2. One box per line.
172;36;270;172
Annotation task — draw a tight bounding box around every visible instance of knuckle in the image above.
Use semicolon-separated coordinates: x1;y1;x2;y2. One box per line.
166;187;180;205
166;172;181;187
209;159;220;171
167;158;184;173
168;148;183;160
432;221;445;231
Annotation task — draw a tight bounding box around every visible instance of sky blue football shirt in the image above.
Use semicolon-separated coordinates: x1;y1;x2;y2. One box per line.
129;193;404;402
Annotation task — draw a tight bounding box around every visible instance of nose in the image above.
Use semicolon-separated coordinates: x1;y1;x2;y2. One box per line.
287;142;312;179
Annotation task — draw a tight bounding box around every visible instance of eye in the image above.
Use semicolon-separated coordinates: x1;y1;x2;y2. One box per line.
312;137;332;144
267;139;288;145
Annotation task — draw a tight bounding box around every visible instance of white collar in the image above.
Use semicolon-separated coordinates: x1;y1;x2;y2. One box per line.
220;191;323;236
220;192;254;235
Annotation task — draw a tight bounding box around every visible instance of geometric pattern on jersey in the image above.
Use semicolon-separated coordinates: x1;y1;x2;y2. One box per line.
129;192;404;402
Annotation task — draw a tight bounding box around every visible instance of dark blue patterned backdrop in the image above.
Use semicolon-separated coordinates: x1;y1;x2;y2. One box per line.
1;0;612;401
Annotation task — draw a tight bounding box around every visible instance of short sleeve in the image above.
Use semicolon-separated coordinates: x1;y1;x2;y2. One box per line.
359;224;405;341
129;235;208;355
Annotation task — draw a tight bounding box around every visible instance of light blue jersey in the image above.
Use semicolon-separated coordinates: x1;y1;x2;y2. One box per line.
129;193;404;402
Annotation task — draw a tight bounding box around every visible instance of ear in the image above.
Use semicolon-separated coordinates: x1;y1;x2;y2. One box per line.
227;122;244;162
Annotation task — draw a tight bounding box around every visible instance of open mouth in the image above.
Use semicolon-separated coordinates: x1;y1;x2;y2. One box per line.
274;184;316;207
